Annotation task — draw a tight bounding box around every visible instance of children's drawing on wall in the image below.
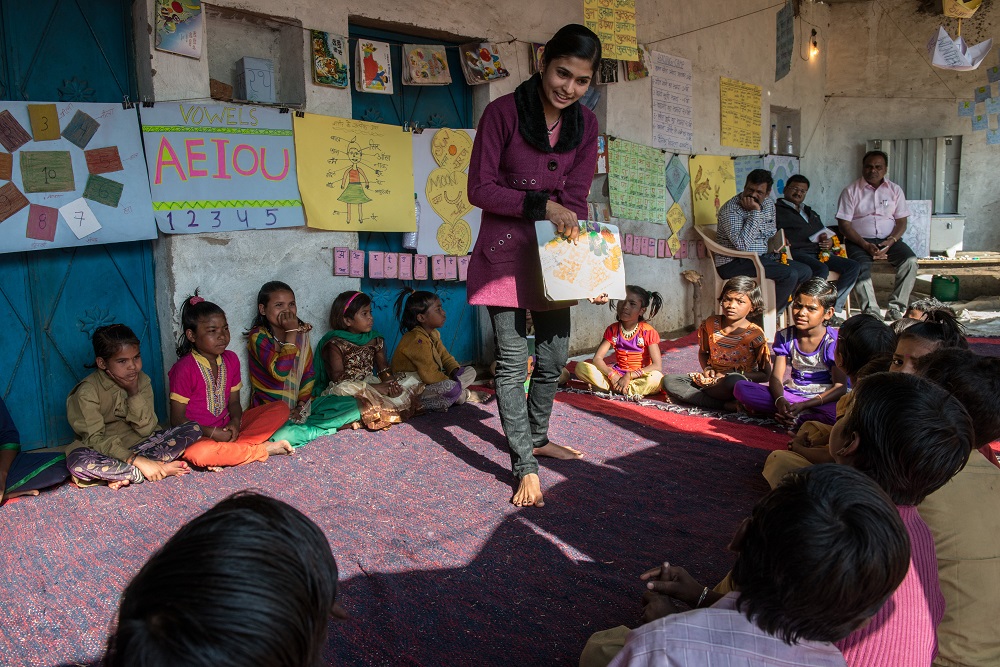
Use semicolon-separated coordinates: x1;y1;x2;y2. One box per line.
413;128;482;256
355;40;393;94
154;0;204;59
294;114;415;231
688;155;736;226
311;31;349;88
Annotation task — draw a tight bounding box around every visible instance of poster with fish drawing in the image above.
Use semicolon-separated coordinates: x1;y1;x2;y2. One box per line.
688;155;736;226
294;113;415;231
414;128;481;256
536;220;626;301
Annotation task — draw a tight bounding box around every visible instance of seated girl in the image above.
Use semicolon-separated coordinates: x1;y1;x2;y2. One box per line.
575;285;664;397
245;281;315;420
1;396;69;503
169;294;292;471
734;278;846;428
390;288;489;411
315;290;421;429
890;308;967;374
662;277;771;410
65;324;202;489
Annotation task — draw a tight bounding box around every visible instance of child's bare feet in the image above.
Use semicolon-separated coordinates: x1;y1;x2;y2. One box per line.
534;442;584;459
162;460;190;477
511;473;544;507
107;479;130;490
465;389;493;404
266;440;294;456
2;488;40;501
558;368;571;386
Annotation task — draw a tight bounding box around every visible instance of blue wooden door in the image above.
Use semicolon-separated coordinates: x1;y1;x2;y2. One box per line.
349;27;481;363
0;0;164;449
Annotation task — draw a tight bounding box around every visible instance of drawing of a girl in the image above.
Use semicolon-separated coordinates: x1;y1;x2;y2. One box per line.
338;138;371;223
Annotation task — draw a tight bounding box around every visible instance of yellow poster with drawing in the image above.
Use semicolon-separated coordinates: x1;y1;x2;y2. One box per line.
688;155;737;227
720;77;762;151
293;113;415;231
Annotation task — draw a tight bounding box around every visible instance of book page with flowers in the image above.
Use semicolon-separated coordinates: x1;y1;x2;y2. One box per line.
535;220;627;301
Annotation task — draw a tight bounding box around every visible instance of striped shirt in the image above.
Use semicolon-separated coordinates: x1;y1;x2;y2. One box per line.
715;195;777;266
246;325;315;407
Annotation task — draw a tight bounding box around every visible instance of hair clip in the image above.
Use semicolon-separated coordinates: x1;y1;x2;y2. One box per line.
189;295;205;305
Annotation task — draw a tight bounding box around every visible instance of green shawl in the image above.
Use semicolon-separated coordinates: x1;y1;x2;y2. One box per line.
312;329;382;397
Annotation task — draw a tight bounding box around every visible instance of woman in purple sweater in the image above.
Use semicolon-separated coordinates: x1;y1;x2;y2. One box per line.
467;24;600;508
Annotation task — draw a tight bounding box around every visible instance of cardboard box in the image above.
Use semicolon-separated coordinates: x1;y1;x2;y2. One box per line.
235;57;276;104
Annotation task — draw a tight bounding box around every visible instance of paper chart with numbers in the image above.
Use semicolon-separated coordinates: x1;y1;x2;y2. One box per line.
141;103;305;234
0;101;155;253
607;137;667;223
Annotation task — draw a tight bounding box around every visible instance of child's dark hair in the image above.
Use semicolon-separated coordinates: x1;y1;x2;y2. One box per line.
106;492;339;667
907;297;953;317
177;290;226;358
611;285;662;321
890;317;920;336
836;314;896;378
719;276;763;317
394;288;439;334
915;348;1000;448
91;324;141;363
793;277;837;311
329;290;371;331
246;280;298;334
897;308;967;350
542;24;602;72
840;372;974;505
732;464;909;644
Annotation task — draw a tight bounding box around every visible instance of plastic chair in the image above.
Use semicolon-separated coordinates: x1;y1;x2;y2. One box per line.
695;224;786;342
783;245;852;316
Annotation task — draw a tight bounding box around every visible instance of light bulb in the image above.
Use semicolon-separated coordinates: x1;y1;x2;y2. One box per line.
810;40;819;58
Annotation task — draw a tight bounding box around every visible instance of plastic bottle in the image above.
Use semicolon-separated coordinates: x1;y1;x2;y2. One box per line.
402;193;420;249
785;125;794;156
770;124;778;155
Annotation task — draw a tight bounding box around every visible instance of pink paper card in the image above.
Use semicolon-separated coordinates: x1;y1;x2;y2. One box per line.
26;204;58;242
445;256;458;280
663;240;673;258
679;240;689;259
431;255;446;280
624;233;634;254
368;251;384;279
333;247;350;276
383;252;398;279
696;240;706;259
657;239;666;258
457;255;470;281
414;255;428;280
349;250;365;277
398;253;413;280
646;240;656;258
639;237;649;255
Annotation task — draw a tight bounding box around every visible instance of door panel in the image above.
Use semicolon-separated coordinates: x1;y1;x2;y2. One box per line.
350;26;480;364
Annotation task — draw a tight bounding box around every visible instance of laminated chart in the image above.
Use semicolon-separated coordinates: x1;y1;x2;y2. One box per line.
607;137;667;223
141;104;304;233
0;101;155;253
413;128;482;256
294;113;415;231
720;77;762;151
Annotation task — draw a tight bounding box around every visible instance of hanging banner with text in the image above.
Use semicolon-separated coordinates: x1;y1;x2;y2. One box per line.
720;77;762;151
0;101;155;254
140;104;304;234
650;51;693;153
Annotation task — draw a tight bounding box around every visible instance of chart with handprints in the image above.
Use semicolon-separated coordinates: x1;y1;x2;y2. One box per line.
535;220;627;301
141;103;304;234
0;101;155;253
413;128;481;256
294;114;415;231
607;137;667;223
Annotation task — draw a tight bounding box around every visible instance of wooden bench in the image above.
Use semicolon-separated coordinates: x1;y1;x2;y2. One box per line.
870;252;1000;278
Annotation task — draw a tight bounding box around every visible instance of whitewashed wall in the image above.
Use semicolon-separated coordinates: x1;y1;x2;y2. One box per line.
135;0;837;381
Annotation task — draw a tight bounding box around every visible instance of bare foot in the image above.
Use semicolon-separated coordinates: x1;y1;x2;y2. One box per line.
2;488;40;501
266;440;294;456
511;473;544;507
163;461;191;477
465;389;493;404
558;368;571;386
207;466;225;473
533;442;584;460
107;480;130;490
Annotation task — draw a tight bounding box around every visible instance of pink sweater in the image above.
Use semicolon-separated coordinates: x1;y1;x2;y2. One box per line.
836;505;944;667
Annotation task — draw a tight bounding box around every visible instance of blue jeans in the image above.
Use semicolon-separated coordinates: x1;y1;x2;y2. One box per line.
792;251;861;311
487;306;570;479
716;255;812;313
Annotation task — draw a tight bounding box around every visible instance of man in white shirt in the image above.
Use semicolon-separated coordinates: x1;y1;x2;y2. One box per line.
835;151;917;321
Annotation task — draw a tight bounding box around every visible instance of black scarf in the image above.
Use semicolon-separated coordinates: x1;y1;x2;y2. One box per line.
513;73;585;154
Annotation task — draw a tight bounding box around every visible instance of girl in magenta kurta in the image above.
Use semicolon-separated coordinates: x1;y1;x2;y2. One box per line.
466;24;601;508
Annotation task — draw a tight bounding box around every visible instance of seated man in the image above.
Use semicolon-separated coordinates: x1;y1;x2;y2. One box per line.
715;168;811;314
776;174;860;324
836;150;917;321
603;465;910;667
105;492;347;667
